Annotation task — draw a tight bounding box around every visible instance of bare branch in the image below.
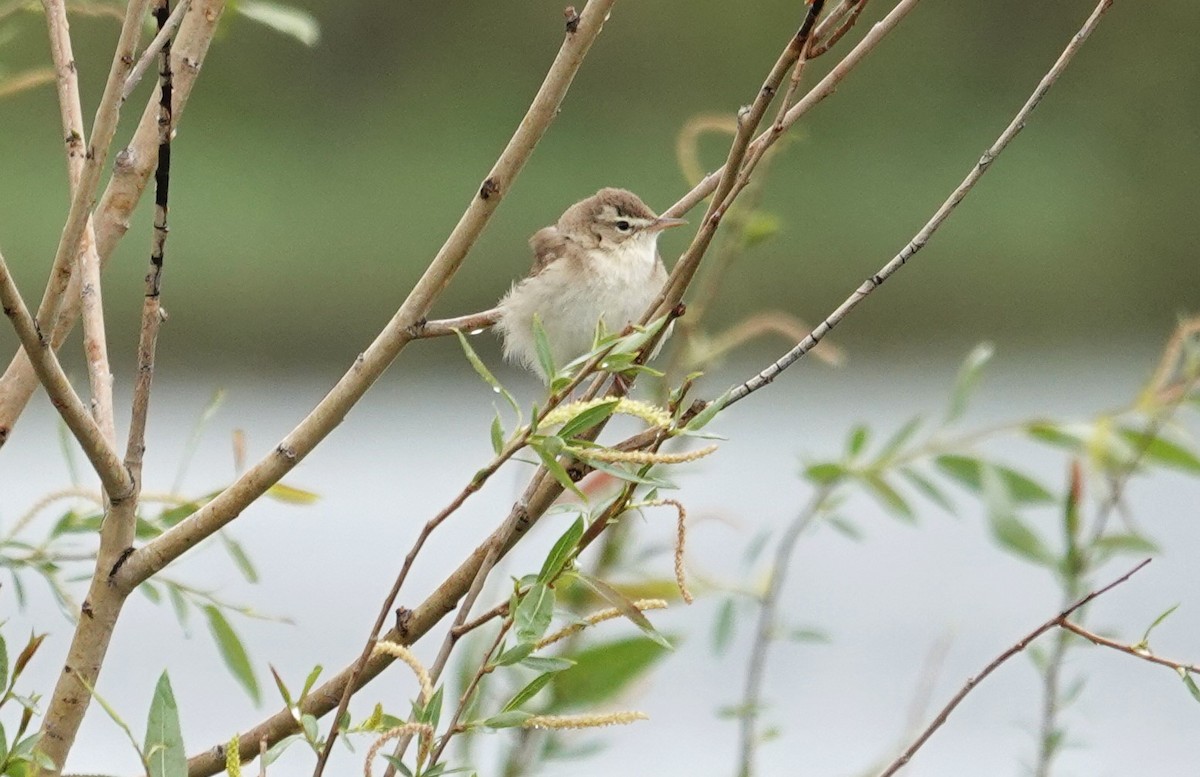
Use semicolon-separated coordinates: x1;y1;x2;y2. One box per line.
0;0;226;446
877;558;1150;777
725;0;1116;408
41;0;117;446
121;0;191;102
1059;619;1200;675
0;250;131;501
33;0;151;335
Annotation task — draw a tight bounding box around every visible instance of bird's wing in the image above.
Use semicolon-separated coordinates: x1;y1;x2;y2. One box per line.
528;226;570;275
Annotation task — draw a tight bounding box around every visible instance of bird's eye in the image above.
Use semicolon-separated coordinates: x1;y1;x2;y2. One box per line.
615;220;631;232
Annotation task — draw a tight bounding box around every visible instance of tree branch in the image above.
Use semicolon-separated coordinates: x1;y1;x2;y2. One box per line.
877;558;1150;777
724;0;1116;408
0;0;226;446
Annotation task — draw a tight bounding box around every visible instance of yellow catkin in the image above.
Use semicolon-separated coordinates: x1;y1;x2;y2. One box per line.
523;711;648;730
640;499;693;604
583;443;719;465
224;733;241;777
542;398;673;430
373;641;433;704
536;599;669;648
363;724;435;777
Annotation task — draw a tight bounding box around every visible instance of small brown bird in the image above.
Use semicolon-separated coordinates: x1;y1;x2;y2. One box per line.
496;188;686;380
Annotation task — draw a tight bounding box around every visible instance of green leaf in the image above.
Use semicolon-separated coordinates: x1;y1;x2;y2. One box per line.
502;672;555;713
935;455;1054;503
549;637;671;709
981;466;1055;567
862;473;915;523
492;642;535;668
235;0;321;47
576;575;671;650
825;515;863;540
299;713;318;743
803;462;845;486
684;392;729;432
382;755;415;777
478;711;532;730
300;665;323;703
712;598;735;656
846;425;869;458
1180;669;1200;705
531;442;585;500
168;585;190;630
946;342;994;422
144;671;186;777
220;534;259;583
262;734;303;766
1092;533;1160;559
519;656;575;673
557;400;620;440
0;630;8;693
0;720;7;766
1118;427;1200;474
1026;422;1088;451
514;584;556;645
1141;604;1180;646
538;517;585;584
877;417;922;462
531;314;557;381
203;606;261;704
899;468;955;514
454;329;520;419
490;413;505;455
581;457;675;488
269;665;293;709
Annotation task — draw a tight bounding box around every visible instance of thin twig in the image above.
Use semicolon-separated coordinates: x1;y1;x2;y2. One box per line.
877;558;1151;777
725;0;1116;408
409;308;502;338
125;0;176;494
40;0;118;448
32;0;151;336
121;0;190;102
1058;620;1200;675
737;486;833;777
0;250;131;500
0;0;226;448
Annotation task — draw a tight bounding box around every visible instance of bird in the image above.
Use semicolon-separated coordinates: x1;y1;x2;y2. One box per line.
495;188;687;380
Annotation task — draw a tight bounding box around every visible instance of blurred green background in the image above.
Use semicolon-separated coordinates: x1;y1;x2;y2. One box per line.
0;0;1196;374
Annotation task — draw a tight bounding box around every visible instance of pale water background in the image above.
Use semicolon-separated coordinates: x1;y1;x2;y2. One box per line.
2;339;1198;777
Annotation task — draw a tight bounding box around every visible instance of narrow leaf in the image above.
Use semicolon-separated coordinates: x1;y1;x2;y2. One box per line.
203;606;261;704
502;672;555;713
266;482;319;505
538;517;585;583
144;671;186;777
557;400;620;440
531;314;557;381
514;584;556;645
712;598;735;656
236;0;321;46
935;455;1054;503
1118;427;1200;474
946;342;994;422
550;637;670;709
577;575;671;649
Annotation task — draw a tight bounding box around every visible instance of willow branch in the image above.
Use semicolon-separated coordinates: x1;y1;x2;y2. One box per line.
877;558;1150;777
737;486;834;777
0;0;226;447
41;0;117;446
0;250;131;501
1059;619;1200;675
33;0;151;335
121;0;190;102
725;0;1115;408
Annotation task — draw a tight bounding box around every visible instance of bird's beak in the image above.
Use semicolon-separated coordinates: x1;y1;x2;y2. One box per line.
646;216;688;233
